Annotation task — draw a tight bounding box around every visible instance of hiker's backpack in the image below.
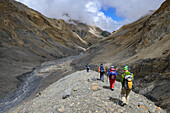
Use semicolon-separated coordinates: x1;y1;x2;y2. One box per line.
100;65;104;73
86;65;90;69
109;68;116;79
124;73;134;90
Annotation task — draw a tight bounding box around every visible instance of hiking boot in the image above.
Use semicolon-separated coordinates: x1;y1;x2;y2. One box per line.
121;103;126;107
111;89;114;91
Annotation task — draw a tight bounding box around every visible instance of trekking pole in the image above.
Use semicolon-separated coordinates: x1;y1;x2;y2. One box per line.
114;79;116;89
107;76;110;87
117;94;121;105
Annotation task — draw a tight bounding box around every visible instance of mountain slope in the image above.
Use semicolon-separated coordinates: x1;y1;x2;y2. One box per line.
0;0;84;99
71;0;170;111
68;20;111;46
0;0;107;99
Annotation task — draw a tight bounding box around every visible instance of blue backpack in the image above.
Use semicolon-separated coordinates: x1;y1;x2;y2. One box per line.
109;69;116;79
100;65;104;73
86;65;90;69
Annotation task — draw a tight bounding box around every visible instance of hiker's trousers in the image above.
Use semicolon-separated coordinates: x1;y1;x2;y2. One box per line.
121;88;131;104
109;78;115;89
100;72;104;82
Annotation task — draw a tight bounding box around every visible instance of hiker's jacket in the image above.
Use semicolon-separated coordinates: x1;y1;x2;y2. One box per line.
86;65;90;69
107;69;118;77
98;66;106;73
121;71;134;87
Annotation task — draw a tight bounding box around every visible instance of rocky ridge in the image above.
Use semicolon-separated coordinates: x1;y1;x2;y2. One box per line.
7;70;165;113
68;20;111;46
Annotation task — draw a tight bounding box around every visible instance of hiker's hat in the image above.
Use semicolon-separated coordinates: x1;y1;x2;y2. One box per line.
111;65;114;68
124;65;129;71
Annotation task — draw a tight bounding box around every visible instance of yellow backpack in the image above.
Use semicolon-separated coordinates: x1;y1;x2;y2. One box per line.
124;73;134;90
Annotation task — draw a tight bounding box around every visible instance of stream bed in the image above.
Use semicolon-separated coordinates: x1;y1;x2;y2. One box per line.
0;53;83;113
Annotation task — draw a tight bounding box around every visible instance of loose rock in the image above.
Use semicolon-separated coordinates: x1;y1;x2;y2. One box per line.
7;70;166;113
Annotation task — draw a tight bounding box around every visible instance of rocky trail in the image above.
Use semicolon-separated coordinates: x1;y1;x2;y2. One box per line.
7;70;166;113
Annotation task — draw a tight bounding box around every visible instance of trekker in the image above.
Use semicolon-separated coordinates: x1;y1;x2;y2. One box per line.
98;64;106;82
86;64;90;73
121;65;134;106
107;65;117;91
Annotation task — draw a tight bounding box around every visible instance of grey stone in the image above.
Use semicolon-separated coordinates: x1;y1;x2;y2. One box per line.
73;86;79;91
62;84;77;99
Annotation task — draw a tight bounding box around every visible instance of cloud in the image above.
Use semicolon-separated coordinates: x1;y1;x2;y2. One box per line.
15;0;165;32
100;0;165;21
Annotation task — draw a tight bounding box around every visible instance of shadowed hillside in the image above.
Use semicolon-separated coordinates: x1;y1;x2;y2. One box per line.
71;0;170;111
0;0;107;99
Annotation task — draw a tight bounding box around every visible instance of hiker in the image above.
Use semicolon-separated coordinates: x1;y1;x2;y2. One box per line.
107;65;117;91
86;64;90;73
121;65;134;106
98;64;106;82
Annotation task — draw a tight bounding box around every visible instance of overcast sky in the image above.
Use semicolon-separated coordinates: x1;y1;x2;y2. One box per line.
15;0;165;32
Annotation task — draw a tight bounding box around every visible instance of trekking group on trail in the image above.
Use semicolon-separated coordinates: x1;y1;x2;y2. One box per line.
86;64;134;106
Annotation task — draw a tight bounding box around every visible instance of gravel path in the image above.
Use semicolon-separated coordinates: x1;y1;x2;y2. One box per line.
7;70;166;113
